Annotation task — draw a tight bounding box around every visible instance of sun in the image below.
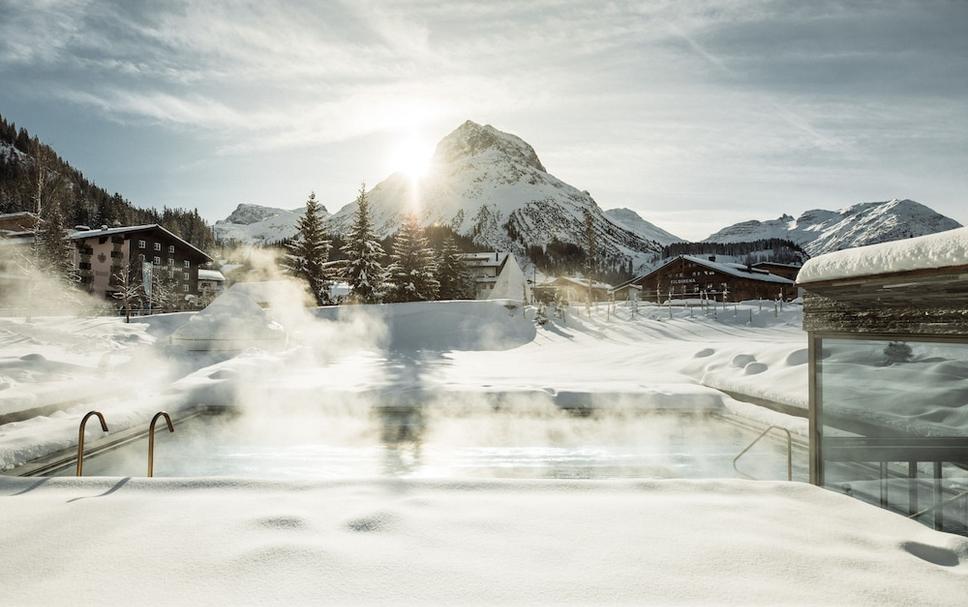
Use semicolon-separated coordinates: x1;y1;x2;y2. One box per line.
390;136;435;180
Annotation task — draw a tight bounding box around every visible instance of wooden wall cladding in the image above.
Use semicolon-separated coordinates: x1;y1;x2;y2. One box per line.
802;271;968;335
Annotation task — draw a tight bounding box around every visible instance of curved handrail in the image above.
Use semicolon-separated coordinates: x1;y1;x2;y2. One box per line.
732;425;793;481
147;411;174;477
77;411;109;476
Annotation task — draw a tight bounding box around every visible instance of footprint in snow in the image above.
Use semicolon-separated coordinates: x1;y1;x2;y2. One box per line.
694;348;715;358
731;354;756;368
744;362;769;375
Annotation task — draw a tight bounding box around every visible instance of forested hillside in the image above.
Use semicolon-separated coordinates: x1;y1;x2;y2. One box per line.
0;114;214;250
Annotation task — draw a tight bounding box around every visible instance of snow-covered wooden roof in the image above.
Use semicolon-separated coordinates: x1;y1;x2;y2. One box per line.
798;227;968;284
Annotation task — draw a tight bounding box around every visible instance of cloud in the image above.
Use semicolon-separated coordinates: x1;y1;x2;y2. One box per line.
1;0;965;232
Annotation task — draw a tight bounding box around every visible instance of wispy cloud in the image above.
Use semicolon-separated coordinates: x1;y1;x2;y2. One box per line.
1;0;965;236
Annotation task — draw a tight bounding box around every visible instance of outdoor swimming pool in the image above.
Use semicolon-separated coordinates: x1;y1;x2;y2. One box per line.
38;408;808;480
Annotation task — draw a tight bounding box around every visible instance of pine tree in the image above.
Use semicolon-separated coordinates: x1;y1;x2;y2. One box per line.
284;192;332;305
341;182;386;303
583;208;597;308
435;234;471;300
33;196;77;288
385;214;439;303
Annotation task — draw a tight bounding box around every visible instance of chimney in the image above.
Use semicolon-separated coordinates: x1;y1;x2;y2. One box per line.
708;255;716;262
100;225;109;231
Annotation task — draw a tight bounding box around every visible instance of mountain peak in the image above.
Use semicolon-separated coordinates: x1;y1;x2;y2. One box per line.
434;120;546;172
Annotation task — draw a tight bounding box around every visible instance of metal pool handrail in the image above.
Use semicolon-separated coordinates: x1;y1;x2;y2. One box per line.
908;487;968;521
147;411;174;477
732;425;793;481
76;411;109;476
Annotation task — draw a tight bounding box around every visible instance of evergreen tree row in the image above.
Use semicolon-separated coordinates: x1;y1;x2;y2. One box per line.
284;184;474;304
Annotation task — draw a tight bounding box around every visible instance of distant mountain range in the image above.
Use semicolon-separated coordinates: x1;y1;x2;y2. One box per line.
214;203;329;244
211;121;962;267
703;199;962;256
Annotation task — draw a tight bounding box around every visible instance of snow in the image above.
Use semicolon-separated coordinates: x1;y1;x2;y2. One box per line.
0;477;965;605
197;268;225;282
170;290;286;350
214;202;330;245
705;199;962;256
605;207;683;245
677;255;794;285
798;226;968;283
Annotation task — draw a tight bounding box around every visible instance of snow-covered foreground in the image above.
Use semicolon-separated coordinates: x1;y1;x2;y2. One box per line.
0;476;965;606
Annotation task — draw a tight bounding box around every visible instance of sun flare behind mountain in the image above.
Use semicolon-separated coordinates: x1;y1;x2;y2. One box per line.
389;136;436;181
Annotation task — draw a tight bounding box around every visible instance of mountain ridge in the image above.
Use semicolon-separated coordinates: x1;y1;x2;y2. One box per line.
704;199;962;255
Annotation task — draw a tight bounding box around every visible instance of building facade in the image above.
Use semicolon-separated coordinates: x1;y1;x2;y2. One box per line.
459;252;530;301
197;269;226;298
69;224;212;304
626;255;796;301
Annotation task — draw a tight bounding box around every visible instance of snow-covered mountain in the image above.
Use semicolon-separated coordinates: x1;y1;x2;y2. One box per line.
325;120;663;267
214;203;329;244
704;199;962;256
604;208;682;246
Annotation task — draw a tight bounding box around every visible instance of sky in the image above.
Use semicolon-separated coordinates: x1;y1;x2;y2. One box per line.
0;0;966;241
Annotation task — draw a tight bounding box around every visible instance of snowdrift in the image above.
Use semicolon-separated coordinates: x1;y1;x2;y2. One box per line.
314;300;535;351
170;290;286;351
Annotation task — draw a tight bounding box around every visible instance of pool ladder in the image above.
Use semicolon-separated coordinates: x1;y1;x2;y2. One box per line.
75;410;174;477
732;425;793;481
76;411;109;476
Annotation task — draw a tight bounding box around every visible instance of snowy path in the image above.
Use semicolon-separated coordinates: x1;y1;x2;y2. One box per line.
0;476;965;605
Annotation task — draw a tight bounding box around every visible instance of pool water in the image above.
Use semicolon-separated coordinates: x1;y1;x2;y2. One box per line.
49;408;808;480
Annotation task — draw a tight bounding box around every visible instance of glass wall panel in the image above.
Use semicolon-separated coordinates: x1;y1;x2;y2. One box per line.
818;337;968;535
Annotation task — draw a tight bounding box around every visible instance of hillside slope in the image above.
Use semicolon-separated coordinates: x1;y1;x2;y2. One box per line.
605;208;682;245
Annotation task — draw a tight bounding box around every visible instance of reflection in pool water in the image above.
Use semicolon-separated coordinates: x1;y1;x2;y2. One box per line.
49;407;807;481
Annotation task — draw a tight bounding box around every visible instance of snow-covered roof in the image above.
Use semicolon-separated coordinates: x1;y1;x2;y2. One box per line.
752;261;803;269
610;283;642;292
69;224;212;261
198;269;225;282
797;227;968;284
549;276;613;290
460;252;509;267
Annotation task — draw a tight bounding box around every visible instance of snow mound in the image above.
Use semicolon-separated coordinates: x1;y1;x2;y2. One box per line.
171;290;286;351
314;300;536;351
798;226;968;283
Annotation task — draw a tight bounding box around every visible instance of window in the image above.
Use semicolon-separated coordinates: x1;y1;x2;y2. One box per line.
168;258;174;266
816;337;968;534
168;245;175;254
183;284;189;292
138;240;146;249
138;254;145;263
153;256;161;265
183;260;190;268
183;272;189;281
153;242;161;251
